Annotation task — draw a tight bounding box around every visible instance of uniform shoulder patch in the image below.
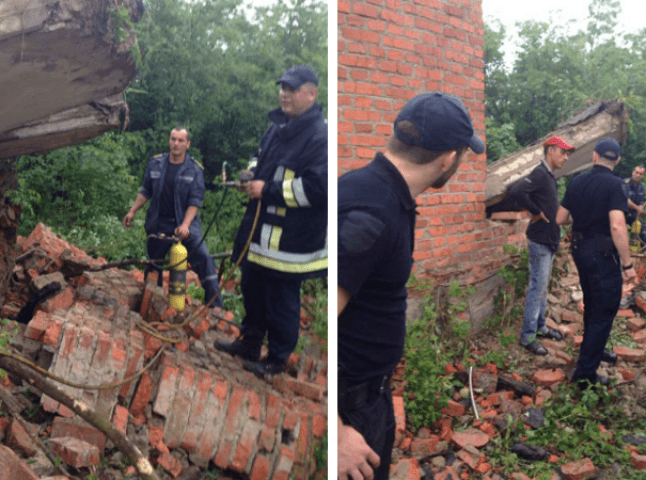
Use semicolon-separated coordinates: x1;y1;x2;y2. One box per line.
339;210;386;254
192;158;204;169
152;153;164;159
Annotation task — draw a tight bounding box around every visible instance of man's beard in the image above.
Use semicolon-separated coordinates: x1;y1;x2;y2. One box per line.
431;156;460;189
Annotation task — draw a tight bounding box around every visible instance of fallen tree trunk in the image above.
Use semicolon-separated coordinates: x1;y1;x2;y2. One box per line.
486;100;629;207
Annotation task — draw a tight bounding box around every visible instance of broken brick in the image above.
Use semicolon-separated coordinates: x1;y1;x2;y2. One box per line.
48;436;100;468
560;458;597;480
531;368;566;387
451;427;490;449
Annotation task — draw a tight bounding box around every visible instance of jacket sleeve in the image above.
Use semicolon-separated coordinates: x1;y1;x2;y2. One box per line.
506;167;544;215
262;128;328;209
140;160;154;199
187;163;205;208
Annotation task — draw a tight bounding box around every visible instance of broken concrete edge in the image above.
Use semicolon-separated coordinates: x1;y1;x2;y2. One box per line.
485;99;628;207
0;222;328;479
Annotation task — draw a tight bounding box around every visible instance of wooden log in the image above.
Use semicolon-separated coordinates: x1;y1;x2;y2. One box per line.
486;100;629;207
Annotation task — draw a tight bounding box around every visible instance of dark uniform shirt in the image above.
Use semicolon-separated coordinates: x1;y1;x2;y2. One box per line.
507;161;560;251
338;153;417;383
561;165;628;237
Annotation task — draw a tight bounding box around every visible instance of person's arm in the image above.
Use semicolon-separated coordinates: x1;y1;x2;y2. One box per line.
337;285;380;479
609;209;637;281
556;205;571;225
507;169;547;223
175;205;199;240
123;193;149;228
627;198;645;217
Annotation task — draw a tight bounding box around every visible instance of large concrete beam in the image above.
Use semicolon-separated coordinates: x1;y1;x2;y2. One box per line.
486;100;629;207
0;0;144;158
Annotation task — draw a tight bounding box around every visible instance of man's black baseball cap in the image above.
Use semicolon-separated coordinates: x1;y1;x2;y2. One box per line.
276;65;318;89
594;137;621;161
394;92;485;154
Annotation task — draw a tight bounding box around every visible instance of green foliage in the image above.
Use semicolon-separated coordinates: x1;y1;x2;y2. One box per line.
403;299;451;431
310;430;327;479
485;0;646;170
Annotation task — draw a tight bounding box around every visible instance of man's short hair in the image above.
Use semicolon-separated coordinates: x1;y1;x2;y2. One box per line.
388;120;466;165
172;126;190;142
634;165;645;172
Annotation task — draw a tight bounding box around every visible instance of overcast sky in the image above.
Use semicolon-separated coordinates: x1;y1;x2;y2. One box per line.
482;0;645;65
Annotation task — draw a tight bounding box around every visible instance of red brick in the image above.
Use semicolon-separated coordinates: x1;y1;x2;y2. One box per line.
560;458;597;480
312;414;326;437
250;454;272;480
49;437;100;468
265;394;283;429
0;445;40;480
24;310;49;340
153;363;180;416
627;317;646;332
631;451;646;469
451;428;490;449
158;451;183;478
42;317;64;346
50;417;106;451
130;371;154;417
112;405;128;434
615;346;644;362
441;399;466;417
531;368;567;387
6;420;38;457
392;458;421;480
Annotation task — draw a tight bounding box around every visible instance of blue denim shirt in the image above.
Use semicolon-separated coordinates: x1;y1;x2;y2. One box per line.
140;153;205;236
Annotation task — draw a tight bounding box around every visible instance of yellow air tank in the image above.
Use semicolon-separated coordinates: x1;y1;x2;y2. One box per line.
168;242;188;311
631;218;642;253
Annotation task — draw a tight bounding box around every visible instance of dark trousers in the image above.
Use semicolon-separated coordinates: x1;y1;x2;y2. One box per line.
145;218;223;308
338;384;395;480
239;263;301;364
571;238;622;383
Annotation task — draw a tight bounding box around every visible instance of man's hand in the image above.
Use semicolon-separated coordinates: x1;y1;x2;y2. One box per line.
175;224;190;240
244;180;265;200
530;211;550;224
623;266;637;283
338;421;380;480
123;211;135;228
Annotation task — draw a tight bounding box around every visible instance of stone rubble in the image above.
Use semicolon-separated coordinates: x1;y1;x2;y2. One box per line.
0;223;327;479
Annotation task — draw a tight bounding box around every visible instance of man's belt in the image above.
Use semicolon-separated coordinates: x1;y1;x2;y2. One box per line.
338;374;391;412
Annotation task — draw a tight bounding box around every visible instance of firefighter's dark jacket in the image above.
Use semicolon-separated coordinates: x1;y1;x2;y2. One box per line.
232;103;328;279
140;153;205;237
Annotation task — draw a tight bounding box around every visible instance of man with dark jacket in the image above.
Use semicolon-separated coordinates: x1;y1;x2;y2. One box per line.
507;136;572;355
623;165;646;248
557;137;637;388
123;127;223;308
338;92;484;480
215;65;327;376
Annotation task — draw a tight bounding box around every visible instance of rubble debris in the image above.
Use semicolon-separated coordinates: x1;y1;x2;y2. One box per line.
0;223;328;479
388;244;646;478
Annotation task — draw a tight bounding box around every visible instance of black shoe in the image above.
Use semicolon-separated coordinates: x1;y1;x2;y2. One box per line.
601;349;618;365
536;328;563;341
521;340;548;356
243;358;285;377
214;338;260;362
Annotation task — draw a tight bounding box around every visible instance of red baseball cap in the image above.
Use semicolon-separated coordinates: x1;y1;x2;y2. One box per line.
543;136;574;152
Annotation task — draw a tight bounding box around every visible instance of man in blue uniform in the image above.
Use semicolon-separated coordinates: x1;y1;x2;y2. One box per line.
623;165;646;248
507;136;573;355
337;92;484;480
215;65;327;376
557;137;637;388
123;127;223;308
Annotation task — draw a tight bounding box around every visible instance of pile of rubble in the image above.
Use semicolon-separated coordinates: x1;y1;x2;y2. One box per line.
0;223;327;479
387;246;646;480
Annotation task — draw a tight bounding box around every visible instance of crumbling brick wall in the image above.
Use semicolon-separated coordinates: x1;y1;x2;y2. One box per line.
338;0;527;285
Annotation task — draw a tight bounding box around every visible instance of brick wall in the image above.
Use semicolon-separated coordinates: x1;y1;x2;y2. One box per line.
338;0;527;284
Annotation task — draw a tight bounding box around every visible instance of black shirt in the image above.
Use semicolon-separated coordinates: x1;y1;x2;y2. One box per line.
159;161;182;220
338;153;416;382
561;165;628;237
507;161;560;251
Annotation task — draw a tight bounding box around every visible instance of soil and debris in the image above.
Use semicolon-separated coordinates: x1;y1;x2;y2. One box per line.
388;242;646;480
0;223;327;480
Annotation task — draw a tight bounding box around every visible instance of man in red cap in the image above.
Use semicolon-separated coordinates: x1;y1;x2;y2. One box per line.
507;135;573;355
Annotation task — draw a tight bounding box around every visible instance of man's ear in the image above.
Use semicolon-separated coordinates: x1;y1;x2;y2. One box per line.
439;150;457;173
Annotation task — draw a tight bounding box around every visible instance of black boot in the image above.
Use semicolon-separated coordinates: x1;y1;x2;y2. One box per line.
214;337;261;362
601;348;617;365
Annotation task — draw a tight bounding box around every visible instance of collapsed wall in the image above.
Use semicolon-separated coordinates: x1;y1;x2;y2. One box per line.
1;224;327;479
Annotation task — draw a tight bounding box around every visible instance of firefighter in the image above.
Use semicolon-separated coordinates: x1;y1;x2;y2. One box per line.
215;65;328;376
